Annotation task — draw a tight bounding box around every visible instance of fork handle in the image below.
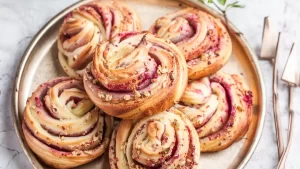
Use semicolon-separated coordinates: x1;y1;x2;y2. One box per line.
277;86;294;169
272;67;285;158
273;93;285;157
277;109;294;169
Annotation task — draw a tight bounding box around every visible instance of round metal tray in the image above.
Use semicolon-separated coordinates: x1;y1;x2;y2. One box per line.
12;0;266;168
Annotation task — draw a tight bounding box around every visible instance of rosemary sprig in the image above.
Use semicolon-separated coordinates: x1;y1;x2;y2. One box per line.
199;0;244;35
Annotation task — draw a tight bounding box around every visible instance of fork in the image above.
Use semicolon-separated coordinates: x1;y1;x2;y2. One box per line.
260;17;285;161
277;43;297;169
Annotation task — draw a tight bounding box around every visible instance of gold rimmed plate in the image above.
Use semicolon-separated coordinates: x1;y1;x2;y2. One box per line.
12;0;266;168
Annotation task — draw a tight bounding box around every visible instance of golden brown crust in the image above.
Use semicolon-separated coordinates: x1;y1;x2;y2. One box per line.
176;71;252;152
109;108;200;169
58;0;141;79
83;32;188;119
150;8;232;79
22;77;114;168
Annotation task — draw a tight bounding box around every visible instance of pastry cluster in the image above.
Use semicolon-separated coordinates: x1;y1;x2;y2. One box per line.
22;1;252;168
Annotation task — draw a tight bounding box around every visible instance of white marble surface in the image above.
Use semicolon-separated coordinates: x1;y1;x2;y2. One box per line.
0;0;299;168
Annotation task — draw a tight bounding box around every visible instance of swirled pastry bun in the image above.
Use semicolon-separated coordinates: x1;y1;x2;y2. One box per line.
109;108;200;169
150;8;232;79
22;77;114;168
84;31;188;119
176;72;252;152
58;1;141;79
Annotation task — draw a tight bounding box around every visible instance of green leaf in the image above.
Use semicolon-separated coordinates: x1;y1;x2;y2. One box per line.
217;0;226;5
198;0;214;4
227;1;245;8
230;1;239;5
232;4;245;8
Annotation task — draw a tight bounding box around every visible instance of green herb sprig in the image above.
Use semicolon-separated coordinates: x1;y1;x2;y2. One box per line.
199;0;244;35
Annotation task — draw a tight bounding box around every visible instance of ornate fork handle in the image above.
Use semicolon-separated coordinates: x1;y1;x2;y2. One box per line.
273;61;284;159
277;85;294;169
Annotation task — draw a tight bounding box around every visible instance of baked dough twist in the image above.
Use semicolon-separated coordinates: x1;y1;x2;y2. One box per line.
109;108;200;169
22;77;113;168
58;1;141;79
150;8;232;79
176;72;252;152
84;31;188;119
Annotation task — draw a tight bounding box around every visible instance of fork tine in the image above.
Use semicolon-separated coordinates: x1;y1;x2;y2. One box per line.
282;43;297;85
298;73;300;86
298;70;300;86
298;71;300;86
295;71;298;86
260;16;278;59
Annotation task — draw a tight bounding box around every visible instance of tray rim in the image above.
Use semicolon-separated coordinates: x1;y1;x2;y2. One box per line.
11;0;267;169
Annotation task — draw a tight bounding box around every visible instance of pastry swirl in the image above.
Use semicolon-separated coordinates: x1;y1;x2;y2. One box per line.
83;31;188;119
22;77;113;168
176;72;252;152
150;8;232;79
58;1;141;79
109;108;200;169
